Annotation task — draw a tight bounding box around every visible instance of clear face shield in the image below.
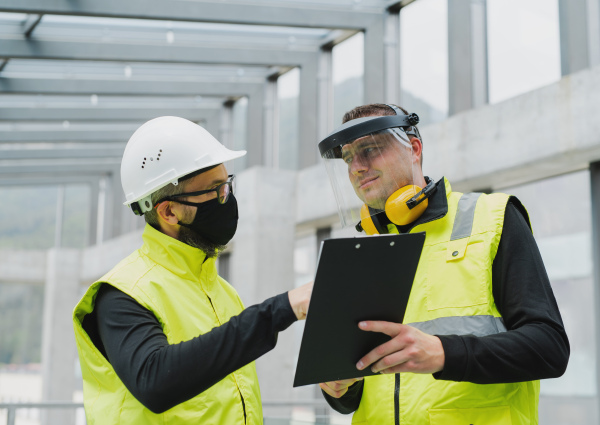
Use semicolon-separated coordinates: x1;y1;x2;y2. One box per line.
319;114;432;233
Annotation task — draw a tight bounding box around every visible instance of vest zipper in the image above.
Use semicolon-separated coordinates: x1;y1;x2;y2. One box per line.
207;295;247;424
240;390;247;424
395;373;400;425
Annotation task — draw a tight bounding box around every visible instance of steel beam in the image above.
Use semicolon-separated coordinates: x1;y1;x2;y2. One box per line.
0;144;126;159
0;0;379;30
0;37;316;67
0;77;263;97
23;14;43;38
0;174;104;186
0;106;218;121
0;130;135;142
0;158;121;174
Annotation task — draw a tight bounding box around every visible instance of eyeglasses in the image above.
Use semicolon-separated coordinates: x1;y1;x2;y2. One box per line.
160;174;236;206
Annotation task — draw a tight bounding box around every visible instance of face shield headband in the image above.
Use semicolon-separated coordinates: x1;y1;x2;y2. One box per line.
318;113;420;158
318;112;436;232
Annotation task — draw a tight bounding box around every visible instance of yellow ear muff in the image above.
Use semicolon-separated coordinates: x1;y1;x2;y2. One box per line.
359;204;380;235
385;185;429;226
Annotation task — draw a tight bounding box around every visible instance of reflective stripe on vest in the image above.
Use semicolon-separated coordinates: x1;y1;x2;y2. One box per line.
450;192;481;241
411;193;507;338
409;315;507;337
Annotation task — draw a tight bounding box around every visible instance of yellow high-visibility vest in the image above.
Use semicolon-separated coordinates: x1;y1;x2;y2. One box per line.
352;179;539;425
73;224;262;424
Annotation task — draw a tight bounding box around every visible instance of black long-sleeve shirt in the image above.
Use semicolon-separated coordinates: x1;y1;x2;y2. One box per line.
324;182;570;414
82;289;297;413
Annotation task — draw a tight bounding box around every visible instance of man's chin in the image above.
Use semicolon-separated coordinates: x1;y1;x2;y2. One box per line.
178;226;226;258
360;192;387;211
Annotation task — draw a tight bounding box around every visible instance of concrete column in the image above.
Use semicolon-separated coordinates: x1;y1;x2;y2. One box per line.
559;0;593;75
230;167;297;403
364;18;386;103
590;161;600;421
263;77;280;168
109;168;125;239
448;0;489;115
246;87;266;168
88;180;99;246
220;100;235;151
587;0;600;67
41;248;81;425
384;11;401;105
54;185;65;248
97;176;109;244
203;110;221;142
317;47;334;141
299;56;320;168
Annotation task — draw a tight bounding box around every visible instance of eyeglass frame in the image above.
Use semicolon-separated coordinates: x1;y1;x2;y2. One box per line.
156;174;236;206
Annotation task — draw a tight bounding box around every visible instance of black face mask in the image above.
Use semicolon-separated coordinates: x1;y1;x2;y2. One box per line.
177;195;239;246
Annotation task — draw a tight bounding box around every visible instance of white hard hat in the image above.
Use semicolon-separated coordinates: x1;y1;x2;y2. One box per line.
121;116;246;215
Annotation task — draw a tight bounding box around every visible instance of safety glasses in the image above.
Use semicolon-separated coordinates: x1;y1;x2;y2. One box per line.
162;174;236;205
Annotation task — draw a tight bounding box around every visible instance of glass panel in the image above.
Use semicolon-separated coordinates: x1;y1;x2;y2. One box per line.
400;0;449;125
278;68;300;170
333;32;364;126
0;186;58;250
499;170;595;406
487;0;561;104
62;185;91;249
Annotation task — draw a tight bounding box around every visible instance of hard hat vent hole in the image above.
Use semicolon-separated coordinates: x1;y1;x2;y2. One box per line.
145;201;151;208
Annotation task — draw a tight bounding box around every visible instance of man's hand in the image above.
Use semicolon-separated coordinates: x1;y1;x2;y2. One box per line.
319;377;363;398
288;281;313;320
356;321;445;374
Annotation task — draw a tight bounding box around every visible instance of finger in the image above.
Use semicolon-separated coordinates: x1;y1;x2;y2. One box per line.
320;378;358;392
319;382;349;399
370;351;410;374
356;336;407;370
358;321;404;338
333;377;363;386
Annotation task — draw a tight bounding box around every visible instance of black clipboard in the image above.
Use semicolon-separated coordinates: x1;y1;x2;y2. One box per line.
293;232;425;387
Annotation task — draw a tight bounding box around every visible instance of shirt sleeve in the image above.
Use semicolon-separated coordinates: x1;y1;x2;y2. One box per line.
82;284;297;413
434;200;570;383
321;380;364;414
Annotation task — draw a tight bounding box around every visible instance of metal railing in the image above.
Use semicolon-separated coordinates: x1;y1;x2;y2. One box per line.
0;400;333;425
0;401;84;425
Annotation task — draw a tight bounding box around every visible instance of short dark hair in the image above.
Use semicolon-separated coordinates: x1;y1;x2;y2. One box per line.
342;103;409;123
342;103;423;165
144;179;188;229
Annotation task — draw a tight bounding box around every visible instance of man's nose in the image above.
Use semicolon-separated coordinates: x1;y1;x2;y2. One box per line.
350;156;368;175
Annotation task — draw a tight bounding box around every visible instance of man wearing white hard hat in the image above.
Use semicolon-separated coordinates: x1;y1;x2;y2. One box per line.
73;116;312;424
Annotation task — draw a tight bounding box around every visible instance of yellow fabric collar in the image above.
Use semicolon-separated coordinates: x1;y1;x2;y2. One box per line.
140;224;214;281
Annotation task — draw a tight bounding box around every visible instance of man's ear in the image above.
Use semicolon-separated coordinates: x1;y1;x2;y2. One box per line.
410;137;423;164
156;201;180;225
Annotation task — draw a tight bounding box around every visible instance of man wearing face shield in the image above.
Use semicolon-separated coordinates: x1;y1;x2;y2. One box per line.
318;104;569;425
72;116;312;424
